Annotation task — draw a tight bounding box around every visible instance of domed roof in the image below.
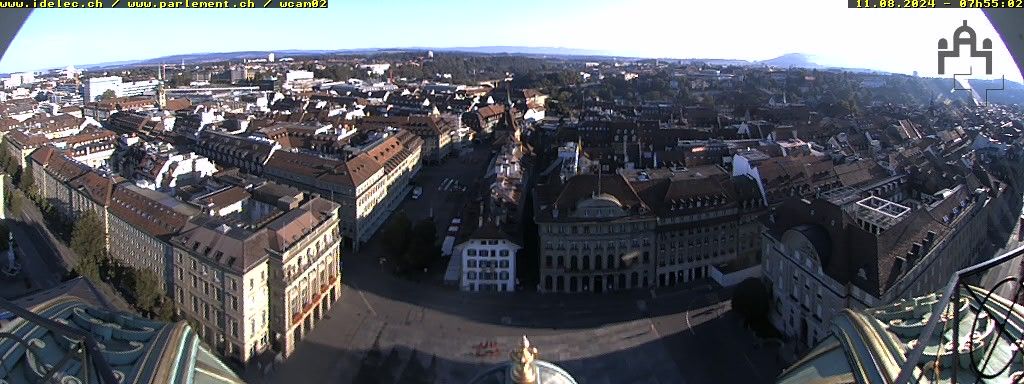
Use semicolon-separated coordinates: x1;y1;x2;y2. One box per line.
467;360;579;384
786;224;832;268
467;336;579;384
579;193;622;208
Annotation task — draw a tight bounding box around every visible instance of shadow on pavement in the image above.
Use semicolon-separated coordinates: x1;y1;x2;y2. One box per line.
260;310;783;384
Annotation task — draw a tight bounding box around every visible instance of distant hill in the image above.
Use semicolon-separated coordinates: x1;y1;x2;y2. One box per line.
428;46;612;57
967;78;1024;106
757;53;821;68
68;48;884;75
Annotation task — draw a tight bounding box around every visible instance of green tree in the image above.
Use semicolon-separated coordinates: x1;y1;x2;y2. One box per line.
732;277;771;326
380;212;412;257
402;218;439;270
154;300;175;322
0;223;9;253
132;268;162;313
98;89;117;101
70;211;106;281
17;166;33;196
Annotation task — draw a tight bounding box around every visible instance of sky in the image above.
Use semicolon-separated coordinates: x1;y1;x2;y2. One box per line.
1;0;1021;82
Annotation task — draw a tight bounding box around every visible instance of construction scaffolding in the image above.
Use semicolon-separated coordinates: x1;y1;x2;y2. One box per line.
854;195;911;232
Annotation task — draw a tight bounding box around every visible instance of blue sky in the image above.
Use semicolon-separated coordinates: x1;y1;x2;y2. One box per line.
1;0;1021;82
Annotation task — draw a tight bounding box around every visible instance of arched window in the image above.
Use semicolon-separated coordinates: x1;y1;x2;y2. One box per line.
545;276;552;291
570;256;578;270
582;256;590;270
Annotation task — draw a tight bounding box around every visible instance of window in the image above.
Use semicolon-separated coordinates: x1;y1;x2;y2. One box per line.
467;249;477;256
499;249;509;257
467;271;477;280
499;260;509;268
468;259;477;268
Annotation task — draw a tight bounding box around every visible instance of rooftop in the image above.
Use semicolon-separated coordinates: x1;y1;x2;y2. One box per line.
0;278;242;384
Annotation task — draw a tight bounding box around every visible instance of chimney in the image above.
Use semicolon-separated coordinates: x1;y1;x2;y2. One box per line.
923;231;936;251
895;255;907;274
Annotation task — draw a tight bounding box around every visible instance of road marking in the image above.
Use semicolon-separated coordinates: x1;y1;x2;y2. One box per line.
685;309;694;335
356;288;378;317
743;353;761;381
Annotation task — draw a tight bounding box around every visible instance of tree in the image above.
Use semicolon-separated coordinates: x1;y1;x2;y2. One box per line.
154;300;175;322
379;212;412;257
17;166;33;196
402;219;440;270
98;89;117;101
132;268;162;313
70;211;106;281
0;223;9;253
732;277;771;326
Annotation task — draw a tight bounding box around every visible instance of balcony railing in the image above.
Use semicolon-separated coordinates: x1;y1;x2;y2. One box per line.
291;275;338;324
893;244;1024;384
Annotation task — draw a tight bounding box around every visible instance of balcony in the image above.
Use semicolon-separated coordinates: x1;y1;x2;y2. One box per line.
291;275;338;324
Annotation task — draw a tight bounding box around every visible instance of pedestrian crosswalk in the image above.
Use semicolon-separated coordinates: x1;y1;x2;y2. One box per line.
437;178;465;192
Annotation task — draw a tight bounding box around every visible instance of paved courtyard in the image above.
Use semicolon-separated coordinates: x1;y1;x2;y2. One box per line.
246;231;781;384
242;142;783;383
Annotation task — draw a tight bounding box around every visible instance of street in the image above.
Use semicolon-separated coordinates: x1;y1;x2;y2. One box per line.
253;209;782;384
1;191;132;311
0;192;71;298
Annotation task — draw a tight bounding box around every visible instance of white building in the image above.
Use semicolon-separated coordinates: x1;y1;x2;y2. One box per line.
83;76;123;102
358;63;391;76
120;79;160;97
268;52;275;62
284;70;314;83
9;72;35;86
458;222;520;292
82;76;158;101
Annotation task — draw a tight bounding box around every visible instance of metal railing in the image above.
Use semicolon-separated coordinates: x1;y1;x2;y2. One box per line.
0;296;120;384
893;244;1024;384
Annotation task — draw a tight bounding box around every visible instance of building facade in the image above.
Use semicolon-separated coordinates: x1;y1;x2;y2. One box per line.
458;222;520;292
170;216;272;364
762;183;991;350
265;197;342;357
263;129;422;247
534;174;657;293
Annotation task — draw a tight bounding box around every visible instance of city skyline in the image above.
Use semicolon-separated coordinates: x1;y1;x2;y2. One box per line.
0;1;1021;82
